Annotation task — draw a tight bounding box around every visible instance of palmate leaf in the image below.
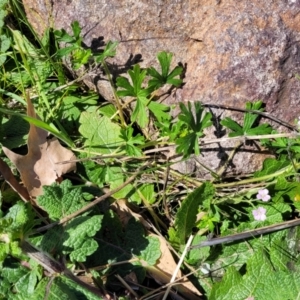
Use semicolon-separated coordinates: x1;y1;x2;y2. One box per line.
244;123;272;135
131;96;148;128
54;20;82;45
70;20;81;41
263;130;300;154
178;102;212;132
219;117;243;137
95;41;118;63
220;101;272;137
119;127;144;156
175;101;212;157
156;118;186;141
148;101;171;123
244;100;264;130
176;133;200;157
54;21;92;69
72;48;91;69
116;65;152;127
147;51;183;90
116;64;151;98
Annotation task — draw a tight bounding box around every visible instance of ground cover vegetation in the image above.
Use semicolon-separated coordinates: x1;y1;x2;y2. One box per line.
0;1;300;299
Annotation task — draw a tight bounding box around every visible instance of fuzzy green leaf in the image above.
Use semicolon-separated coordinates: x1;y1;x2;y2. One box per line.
37;180;89;221
210;248;300;300
3;202;35;236
32;276;100;300
63;215;102;262
0;260;40;300
4;203;28;231
92;213;160;268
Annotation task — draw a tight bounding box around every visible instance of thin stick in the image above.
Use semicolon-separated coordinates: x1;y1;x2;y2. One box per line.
199;132;300;146
162;235;194;300
33;162;151;233
202;103;296;130
211;140;242;182
143;132;300;155
189;218;300;249
115;274;139;298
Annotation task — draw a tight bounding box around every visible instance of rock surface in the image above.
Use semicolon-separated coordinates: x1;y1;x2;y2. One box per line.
22;0;300;177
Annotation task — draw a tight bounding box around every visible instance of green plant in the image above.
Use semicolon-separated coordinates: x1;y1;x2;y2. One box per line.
1;10;300;300
175;101;213;158
220;101;272;136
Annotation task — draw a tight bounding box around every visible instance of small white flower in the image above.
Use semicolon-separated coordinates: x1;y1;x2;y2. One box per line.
256;189;271;202
252;207;267;221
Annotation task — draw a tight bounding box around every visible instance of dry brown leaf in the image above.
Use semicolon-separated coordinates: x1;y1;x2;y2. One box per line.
111;199;202;299
146;234;202;299
110;198;151;229
2;96;76;197
0;157;30;201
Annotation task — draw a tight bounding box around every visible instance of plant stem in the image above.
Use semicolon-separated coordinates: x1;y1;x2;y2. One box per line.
101;60;126;127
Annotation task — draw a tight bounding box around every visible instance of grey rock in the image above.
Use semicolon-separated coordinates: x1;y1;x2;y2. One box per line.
22;0;300;177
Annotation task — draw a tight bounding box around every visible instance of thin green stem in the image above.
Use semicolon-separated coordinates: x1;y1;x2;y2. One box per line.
101;60;126;127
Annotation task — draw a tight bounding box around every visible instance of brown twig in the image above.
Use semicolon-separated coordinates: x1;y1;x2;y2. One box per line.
189;218;300;249
202;102;297;130
21;240;108;299
33;161;152;234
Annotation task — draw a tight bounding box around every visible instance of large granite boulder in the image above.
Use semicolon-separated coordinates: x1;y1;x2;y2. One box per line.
22;0;300;177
